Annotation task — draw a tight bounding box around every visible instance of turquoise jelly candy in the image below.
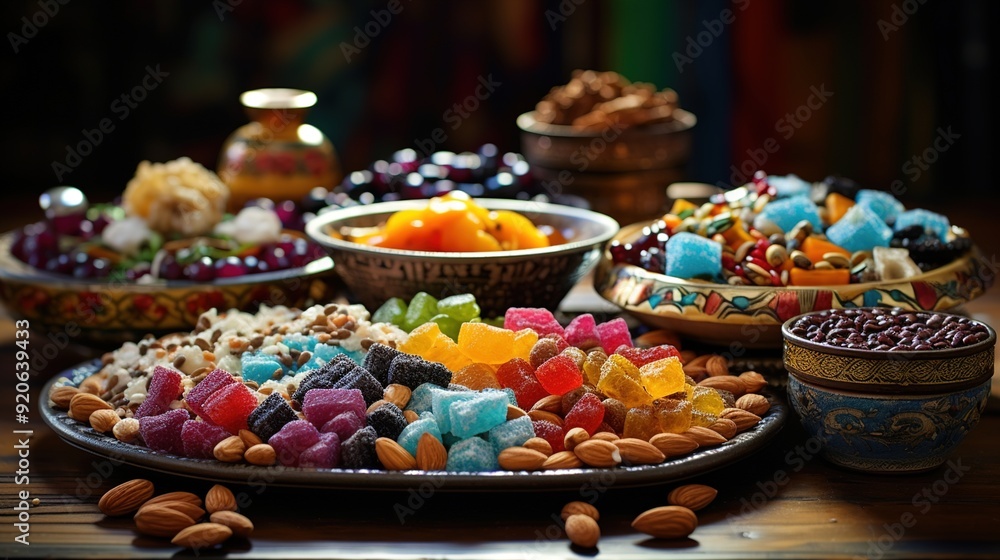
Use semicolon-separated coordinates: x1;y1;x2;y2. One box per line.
431;390;480;434
449;391;509;439
281;334;317;353
488;416;535;454
403;292;439;332
665;232;722;279
241;353;285;385
429;313;462;341
372;297;408;326
759;195;823;232
396;412;442;456
407;383;448;415
767;174;812;198
826;205;893;253
856;189;905;222
442;431;465;448
436;294;481;322
445;437;498;472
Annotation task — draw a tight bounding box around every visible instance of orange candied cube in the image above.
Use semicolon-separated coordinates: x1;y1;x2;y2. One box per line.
789;268;851;286
722;218;755;249
825;192;855;225
801;236;850;263
669;199;697;216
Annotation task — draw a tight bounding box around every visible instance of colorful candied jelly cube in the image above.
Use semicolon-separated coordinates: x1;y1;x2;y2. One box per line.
431;389;480;434
531;419;565;453
801;236;850;264
320;411;365;441
825;204;893;253
691;386;725;416
429;314;462;341
563;393;605;435
400;323;472;372
449;391;509;439
185;369;236;420
758;195;823;233
366;403;408;440
623;406;660;441
247;392;298;442
437;293;481;322
690;409;717;427
332;367;384;406
597;367;652;410
825;192;855;224
595;318;632;354
488;416;535;454
767;174;812;199
492;388;518;407
615;345;681;368
561;386;587;412
240;353;285;385
200;381;258;434
602;354;641;381
341;426;379;469
894;208;950;240
582;349;608;386
402;292;439;332
653;398;692;434
638;357;686;399
298;432;341;468
457;322;517;364
388;355;452;389
856;189;905;222
303;388;367;428
362;343;404;387
560;347;587;370
397;322;440;356
269;420;321;467
495;358;549;409
504;307;565;338
564;314;601;349
534;355;583;396
292;355;358;403
135;366;183;419
180;420;232;460
665;232;722;280
601;399;627;434
445;437;498;472
452;363;500;391
396;413;443;456
372;297;408;326
139;408;190;455
311;343;350;369
407;383;448;415
512;329;539;363
529;338;562;369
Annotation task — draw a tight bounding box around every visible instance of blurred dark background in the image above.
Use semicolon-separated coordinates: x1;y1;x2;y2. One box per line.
0;0;995;215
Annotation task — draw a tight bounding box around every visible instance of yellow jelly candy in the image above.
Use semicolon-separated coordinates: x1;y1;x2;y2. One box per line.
653;398;692;434
597;372;653;409
423;334;473;372
397;322;442;356
512;329;539;363
639;357;685;399
603;354;640;381
691;386;724;416
623;406;661;441
690;409;718;428
582;349;607;386
457;322;516;365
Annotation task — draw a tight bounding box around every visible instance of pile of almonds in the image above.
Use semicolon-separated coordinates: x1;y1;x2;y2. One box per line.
98;480;253;550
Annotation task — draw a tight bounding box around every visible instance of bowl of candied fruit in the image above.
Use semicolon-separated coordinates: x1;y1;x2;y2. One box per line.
305;192;619;315
782;307;995;473
0;158;333;341
594;173;993;348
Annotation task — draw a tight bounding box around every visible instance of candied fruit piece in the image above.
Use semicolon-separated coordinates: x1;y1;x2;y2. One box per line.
180;420;232;460
563;393;605;435
321;411;365;441
298;432;341;468
595;318;632;354
449;391;509;439
623;406;660;441
269;420;321;467
638;357;686;399
396;413;443;456
534;355;584;396
139;408;190;455
247;392;298;442
332;367;384;406
437;293;481;322
614;345;681;368
445;437;499;472
531;419;565;453
388;354;452;389
504;307;565;338
402;292;439;332
200;382;258;434
495;358;549;409
691;385;725;416
601;398;627;434
452;363;500;390
653;398;692;434
185;369;236;420
302;388;367;428
582;349;607;386
363;343;404;387
488;416;535;454
341;426;379;469
457;322;517;364
529;338;561;369
372;297;407;326
565;314;601;349
135;366;183;419
366;403;408;440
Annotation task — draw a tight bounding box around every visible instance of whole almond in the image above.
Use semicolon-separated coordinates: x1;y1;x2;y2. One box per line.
522;437;553;456
614;438;665;465
214;436;246;463
720;408;762;432
205;485;237;514
697;376;746;397
98;479;154;516
140;500;205;522
134;505;197;537
113;417;140;443
705;355;730;377
632;505;698;539
542;450;584;470
403;410;420;423
171;522;232;549
563;427;590;451
238;429;262;448
89;409;120;433
682;364;708;381
561;501;599;521
708;418;738;440
531;394;563;413
384;384;412;409
68;392;112;422
573;439;622;468
736;393;771;417
210;510;254;537
79;375;104;395
506;404;527;420
739;371;767;393
415;433;447;470
498;447;548;471
685;426;728;447
144;492;203;508
668;484;717;511
565;514;600;548
375;437;417;470
49;385;79;409
244;444;276;466
590;432;620;442
527;409;563;426
649;433;699;457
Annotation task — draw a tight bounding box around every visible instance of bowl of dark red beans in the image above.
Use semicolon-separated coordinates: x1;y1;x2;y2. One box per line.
782;307;995;473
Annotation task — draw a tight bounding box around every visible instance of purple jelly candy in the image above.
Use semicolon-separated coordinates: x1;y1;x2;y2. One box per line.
135;366;183;419
303;388;367;428
139;408;190;455
180;420;232;459
185;369;236;420
298;432;341;468
268;420;321;467
504;308;565;338
596;318;632;354
564;314;601;350
320;411;365;441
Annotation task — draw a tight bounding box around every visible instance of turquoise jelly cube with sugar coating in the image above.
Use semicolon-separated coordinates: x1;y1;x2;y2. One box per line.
445;437;499;472
488;416;535;454
407;383;447;415
395;412;442;456
431;390;481;434
449;391;509;439
484;387;518;407
894;209;950;240
768;174;812;199
826;205;893;253
241;353;285;385
758;195;823;233
665;232;722;279
856;190;905;222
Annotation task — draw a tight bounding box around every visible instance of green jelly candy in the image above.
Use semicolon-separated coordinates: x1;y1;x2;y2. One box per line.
372;297;407;326
436;294;481;322
482;316;505;328
402;292;439;332
430;314;462;341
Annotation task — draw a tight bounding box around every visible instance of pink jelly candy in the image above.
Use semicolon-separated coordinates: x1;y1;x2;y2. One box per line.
320;411;365;441
135;366;184;419
201;382;258;434
504;308;565;338
180;420;232;459
139;408;190;455
614;344;681;368
269;420;321;467
596;318;632;354
302;389;367;429
534;355;583;396
298;432;341;468
532;419;565;453
186;369;236;420
495;358;550;409
564;314;601;349
563;393;605;435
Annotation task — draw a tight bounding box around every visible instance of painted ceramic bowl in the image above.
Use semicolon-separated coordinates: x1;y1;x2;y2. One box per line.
0;232;333;343
782;310;995;473
305;199;619;316
594;222;995;348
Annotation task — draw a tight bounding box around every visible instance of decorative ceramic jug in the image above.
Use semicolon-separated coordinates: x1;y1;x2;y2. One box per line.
218;88;342;211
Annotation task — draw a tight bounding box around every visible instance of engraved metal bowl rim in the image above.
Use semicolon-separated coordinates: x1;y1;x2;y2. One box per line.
787;371;993;400
304;198;620;263
516;109;697;139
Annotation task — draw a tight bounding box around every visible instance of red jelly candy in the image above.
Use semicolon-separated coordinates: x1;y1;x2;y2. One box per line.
504;308;565;338
532;419;565;453
180;420;231;459
563;393;605;435
534;355;583;396
614;345;681;368
186;369;236;420
139;408;190;455
495;358;549;409
596;318;632;354
135;366;184;419
564;314;601;349
201;382;258;434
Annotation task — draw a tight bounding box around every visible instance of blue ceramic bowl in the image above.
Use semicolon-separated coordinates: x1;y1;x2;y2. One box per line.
782;309;995;473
